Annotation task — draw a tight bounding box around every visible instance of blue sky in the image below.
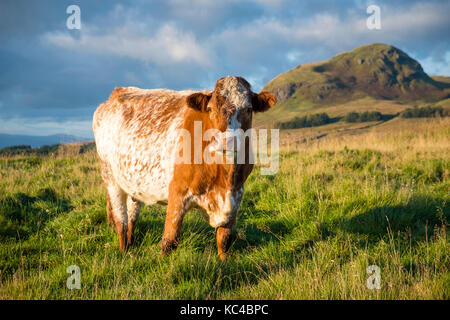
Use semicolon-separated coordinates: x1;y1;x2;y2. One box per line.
0;0;449;138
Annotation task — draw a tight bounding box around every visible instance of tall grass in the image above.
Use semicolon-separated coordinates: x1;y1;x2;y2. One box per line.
0;118;448;299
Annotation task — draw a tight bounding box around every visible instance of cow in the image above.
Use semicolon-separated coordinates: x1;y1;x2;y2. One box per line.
93;76;277;259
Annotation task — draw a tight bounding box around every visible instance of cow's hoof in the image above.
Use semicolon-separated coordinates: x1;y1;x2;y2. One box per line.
127;234;135;247
218;252;229;261
161;238;178;255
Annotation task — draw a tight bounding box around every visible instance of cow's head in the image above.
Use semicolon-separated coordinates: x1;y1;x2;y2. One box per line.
186;76;277;152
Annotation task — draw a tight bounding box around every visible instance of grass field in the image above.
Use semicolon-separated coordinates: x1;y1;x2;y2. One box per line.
0;118;449;299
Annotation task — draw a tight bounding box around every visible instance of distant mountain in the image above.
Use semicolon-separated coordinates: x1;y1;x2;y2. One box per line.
263;43;450;109
0;133;89;149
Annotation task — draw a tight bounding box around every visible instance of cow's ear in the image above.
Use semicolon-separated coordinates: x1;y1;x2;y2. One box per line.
186;93;212;112
252;91;277;112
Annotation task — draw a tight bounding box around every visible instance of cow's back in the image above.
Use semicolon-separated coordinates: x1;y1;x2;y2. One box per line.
93;87;190;204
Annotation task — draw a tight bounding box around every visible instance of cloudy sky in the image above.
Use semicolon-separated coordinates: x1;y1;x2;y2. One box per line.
0;0;449;138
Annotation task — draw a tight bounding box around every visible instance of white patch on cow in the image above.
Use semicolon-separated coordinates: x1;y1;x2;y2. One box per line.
219;76;251;112
210;191;234;227
219;76;251;131
94;88;194;205
192;188;244;228
127;195;142;224
106;184;128;226
219;76;252;154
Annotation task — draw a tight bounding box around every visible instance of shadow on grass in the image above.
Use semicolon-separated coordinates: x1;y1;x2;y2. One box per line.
133;208;216;247
0;187;73;241
232;211;293;252
133;205;288;251
110;194;448;298
337;195;448;242
212;195;448;297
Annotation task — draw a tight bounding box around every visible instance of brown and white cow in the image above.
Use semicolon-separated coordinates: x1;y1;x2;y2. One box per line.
93;76;276;259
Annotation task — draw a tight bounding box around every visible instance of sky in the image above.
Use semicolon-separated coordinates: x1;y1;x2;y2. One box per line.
0;0;449;138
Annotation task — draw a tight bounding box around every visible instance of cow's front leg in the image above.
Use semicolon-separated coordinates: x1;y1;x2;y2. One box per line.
161;193;187;255
216;223;234;261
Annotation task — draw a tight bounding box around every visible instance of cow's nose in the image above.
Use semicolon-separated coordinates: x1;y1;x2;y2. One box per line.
223;131;240;152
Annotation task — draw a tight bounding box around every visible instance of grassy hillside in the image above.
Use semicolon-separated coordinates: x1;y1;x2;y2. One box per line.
257;44;450;126
432;76;450;84
0;118;448;299
0;133;89;149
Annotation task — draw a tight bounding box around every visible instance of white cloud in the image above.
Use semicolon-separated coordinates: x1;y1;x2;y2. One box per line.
0;117;93;138
202;1;450;91
213;1;450;56
382;2;449;36
168;0;226;16
248;0;285;6
42;1;450;84
43;22;211;67
419;52;450;76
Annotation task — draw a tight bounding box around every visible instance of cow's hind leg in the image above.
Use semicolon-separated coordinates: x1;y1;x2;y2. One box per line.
126;196;142;246
100;159;116;227
106;184;128;252
106;191;114;226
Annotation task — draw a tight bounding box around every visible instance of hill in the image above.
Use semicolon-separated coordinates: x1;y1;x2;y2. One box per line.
0;141;95;156
259;44;450;125
0;133;89;149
